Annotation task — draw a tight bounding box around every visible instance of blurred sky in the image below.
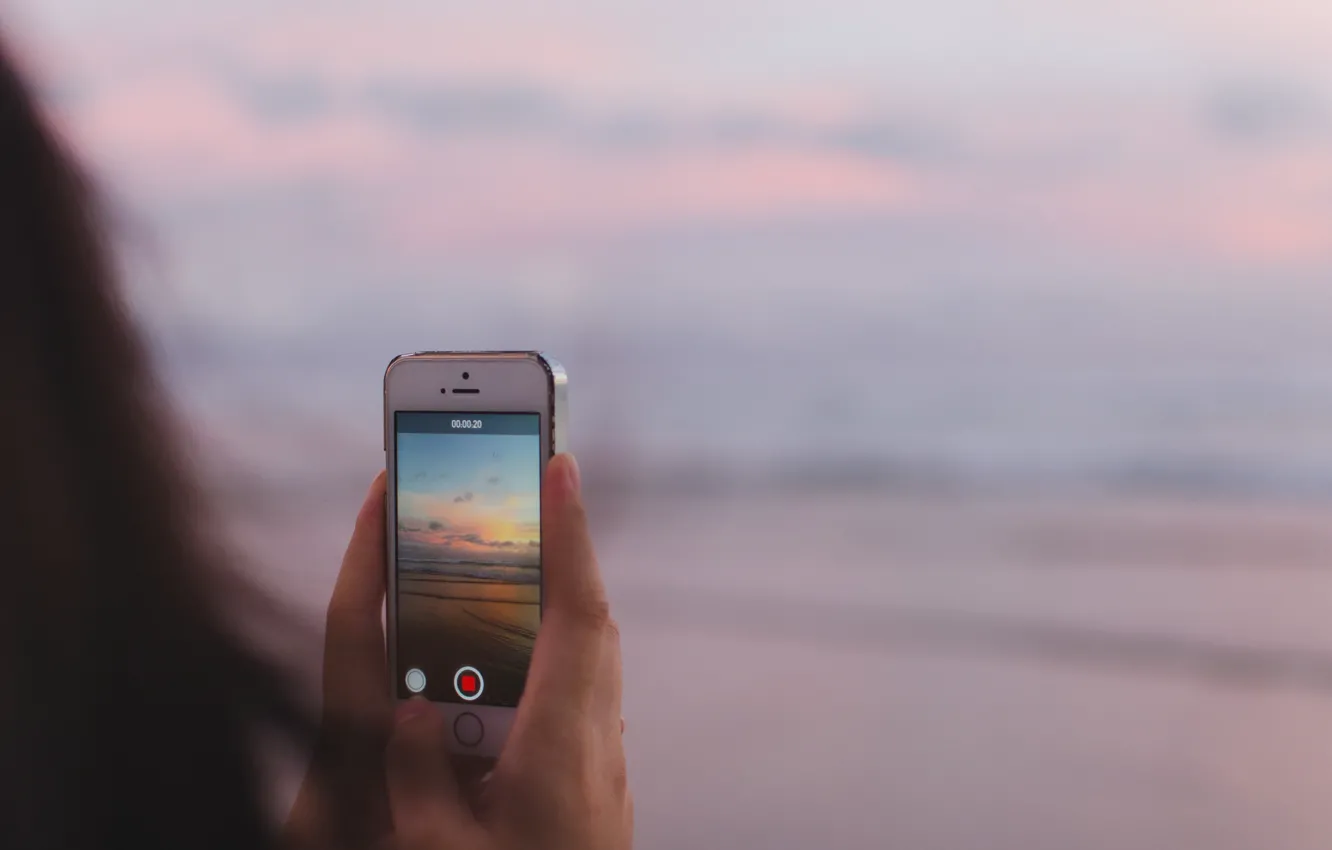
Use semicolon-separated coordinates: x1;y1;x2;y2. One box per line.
13;0;1332;481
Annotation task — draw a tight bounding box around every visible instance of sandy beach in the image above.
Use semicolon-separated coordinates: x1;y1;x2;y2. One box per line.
234;483;1332;849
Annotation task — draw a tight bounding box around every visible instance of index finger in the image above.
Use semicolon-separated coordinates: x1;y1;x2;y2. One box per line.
541;454;607;625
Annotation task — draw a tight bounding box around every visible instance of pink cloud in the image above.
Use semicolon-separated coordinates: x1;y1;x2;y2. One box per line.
375;142;913;253
58;67;919;249
59;71;405;189
231;14;635;96
1058;144;1332;266
49;46;1332;273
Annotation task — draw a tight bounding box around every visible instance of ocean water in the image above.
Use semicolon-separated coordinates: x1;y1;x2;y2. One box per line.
162;275;1332;503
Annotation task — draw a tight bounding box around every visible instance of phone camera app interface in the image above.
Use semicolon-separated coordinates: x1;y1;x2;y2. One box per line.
395;412;541;706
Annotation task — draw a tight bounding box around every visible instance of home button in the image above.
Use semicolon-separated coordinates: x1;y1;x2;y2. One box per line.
454;712;484;748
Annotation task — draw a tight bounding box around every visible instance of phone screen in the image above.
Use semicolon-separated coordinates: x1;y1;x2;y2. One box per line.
393;411;542;706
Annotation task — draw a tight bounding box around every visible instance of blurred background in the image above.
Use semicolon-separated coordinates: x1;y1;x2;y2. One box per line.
15;1;1332;847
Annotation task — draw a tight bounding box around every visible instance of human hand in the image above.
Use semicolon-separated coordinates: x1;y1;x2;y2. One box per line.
386;453;632;850
282;471;394;850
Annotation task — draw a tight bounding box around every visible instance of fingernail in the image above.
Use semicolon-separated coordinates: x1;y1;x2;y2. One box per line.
360;471;387;513
395;697;433;726
560;453;581;499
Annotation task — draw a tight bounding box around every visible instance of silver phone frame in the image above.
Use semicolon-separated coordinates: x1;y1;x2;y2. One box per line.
383;351;567;757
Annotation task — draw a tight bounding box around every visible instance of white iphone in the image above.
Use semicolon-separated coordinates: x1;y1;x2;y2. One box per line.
383;351;567;757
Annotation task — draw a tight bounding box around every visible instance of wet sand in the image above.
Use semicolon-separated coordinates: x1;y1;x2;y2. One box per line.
397;571;538;705
604;492;1332;850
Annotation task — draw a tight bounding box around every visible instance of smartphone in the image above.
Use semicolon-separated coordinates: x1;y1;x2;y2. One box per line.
384;351;567;757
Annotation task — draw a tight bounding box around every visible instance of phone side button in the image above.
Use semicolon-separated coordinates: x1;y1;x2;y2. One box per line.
454;712;484;748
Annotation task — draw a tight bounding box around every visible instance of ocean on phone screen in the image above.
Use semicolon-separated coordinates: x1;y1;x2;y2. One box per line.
398;564;539;705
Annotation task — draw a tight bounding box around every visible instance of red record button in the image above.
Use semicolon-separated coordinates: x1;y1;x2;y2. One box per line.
454;666;484;701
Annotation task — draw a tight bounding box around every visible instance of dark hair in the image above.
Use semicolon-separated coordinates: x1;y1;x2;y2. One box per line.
0;34;312;850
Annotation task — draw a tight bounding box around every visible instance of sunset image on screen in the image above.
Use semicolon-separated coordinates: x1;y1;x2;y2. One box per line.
395;413;541;706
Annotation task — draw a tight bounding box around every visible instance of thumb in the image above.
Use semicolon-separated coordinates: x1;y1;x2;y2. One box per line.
385;700;477;846
323;471;390;729
518;454;620;727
